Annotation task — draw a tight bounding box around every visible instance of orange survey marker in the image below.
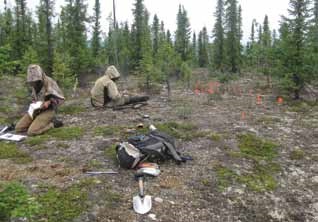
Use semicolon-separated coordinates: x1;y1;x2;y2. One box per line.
256;95;262;105
241;111;246;120
277;96;283;104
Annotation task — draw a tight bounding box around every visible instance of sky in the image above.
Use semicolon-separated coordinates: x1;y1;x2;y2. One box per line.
1;0;291;43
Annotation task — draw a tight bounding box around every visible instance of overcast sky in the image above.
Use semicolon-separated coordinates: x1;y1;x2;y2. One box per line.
2;0;291;42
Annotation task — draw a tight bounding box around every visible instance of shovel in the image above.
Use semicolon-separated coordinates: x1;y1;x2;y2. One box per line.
133;175;152;214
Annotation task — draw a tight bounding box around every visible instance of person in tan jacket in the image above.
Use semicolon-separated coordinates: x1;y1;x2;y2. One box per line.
90;66;149;108
15;64;65;136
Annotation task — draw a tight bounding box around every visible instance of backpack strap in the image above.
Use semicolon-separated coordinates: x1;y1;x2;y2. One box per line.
149;134;183;163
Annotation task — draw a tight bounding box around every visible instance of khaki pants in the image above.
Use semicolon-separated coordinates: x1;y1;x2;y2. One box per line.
15;110;55;136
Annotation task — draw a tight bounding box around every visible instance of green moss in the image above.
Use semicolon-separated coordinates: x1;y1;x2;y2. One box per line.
237;134;279;161
94;125;121;137
0;106;13;114
104;189;122;207
156;121;205;141
0;182;40;221
0;117;10;124
201;178;210;186
25;135;50;146
48;127;84;140
15;87;28;101
290;149;305;160
209;133;222;142
214;163;280;192
239;163;280;192
104;144;117;163
37;185;89;222
214;165;237;191
56;143;70;149
0;142;32;164
59;105;86;115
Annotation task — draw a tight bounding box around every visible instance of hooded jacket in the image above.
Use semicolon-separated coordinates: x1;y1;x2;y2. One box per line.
90;65;124;107
27;64;65;107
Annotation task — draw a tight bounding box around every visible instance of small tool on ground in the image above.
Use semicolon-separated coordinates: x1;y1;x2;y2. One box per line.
85;170;118;175
133;174;152;214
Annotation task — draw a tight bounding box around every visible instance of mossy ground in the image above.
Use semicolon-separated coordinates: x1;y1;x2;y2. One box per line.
290;149;305;160
59;105;86;115
36;184;89;222
104;144;117;163
156;121;209;141
0;142;32;164
24;127;84;147
215;134;280;192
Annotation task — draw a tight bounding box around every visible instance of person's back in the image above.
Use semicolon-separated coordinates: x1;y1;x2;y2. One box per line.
90;65;149;108
91;66;122;107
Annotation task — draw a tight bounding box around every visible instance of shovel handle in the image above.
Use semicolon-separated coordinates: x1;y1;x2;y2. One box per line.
138;176;144;197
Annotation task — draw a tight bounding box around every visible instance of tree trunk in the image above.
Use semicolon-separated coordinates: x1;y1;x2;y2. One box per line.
166;78;171;101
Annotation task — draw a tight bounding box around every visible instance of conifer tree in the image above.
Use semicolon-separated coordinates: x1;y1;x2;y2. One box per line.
213;0;225;71
37;0;54;75
152;14;159;57
198;27;209;67
281;0;311;99
91;0;101;60
224;0;240;73
175;5;191;62
191;32;198;67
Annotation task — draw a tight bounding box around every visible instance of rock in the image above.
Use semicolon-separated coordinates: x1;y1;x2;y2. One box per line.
234;188;244;195
279;127;291;134
313;203;318;212
168;201;175;205
269;209;285;220
312;176;318;184
148;214;157;221
154;197;163;203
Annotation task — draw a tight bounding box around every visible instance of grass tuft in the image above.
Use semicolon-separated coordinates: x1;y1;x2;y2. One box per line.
59;105;86;115
0;142;32;164
237;133;279;161
290;149;305;160
48;127;84;140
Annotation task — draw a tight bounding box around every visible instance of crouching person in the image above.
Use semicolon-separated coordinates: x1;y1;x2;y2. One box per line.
90;65;149;108
15;64;65;136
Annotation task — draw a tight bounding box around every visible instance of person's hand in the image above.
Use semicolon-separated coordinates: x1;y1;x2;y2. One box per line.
42;100;51;109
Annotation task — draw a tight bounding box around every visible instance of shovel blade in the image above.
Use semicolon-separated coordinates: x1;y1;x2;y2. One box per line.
133;195;152;214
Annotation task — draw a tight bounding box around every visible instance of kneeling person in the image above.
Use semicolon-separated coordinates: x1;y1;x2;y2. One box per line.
15;64;65;136
90;65;149;108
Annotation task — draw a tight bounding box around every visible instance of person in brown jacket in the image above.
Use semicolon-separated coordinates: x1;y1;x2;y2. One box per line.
15;64;65;136
90;65;149;108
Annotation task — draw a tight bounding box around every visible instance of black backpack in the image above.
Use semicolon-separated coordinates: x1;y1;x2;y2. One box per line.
116;130;183;169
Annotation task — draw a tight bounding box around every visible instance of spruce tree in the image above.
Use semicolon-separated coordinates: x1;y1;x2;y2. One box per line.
191;32;198;67
261;15;272;87
224;0;240;73
14;0;28;59
198;27;209;67
152;14;160;57
37;0;54;75
61;0;89;77
213;0;225;71
281;0;311;99
175;5;191;62
91;0;101;60
132;0;145;69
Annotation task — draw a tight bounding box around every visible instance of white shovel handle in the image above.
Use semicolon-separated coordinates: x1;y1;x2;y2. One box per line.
138;176;144;197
